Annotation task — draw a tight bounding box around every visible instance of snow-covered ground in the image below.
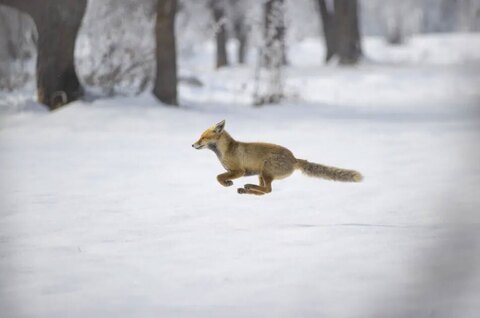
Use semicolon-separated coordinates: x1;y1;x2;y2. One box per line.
1;34;480;318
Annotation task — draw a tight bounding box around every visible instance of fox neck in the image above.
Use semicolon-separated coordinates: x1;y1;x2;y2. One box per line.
208;131;235;160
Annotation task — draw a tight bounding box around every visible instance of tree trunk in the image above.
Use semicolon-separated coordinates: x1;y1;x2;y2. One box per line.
334;0;362;65
211;0;229;68
233;15;247;64
316;0;336;62
263;0;286;67
315;0;362;65
230;0;248;64
0;0;86;110
153;0;178;106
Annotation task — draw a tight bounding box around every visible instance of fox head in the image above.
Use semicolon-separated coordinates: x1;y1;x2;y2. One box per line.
192;120;226;150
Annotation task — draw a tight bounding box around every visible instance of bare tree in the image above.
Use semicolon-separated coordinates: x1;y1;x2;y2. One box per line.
0;6;35;91
334;0;361;64
79;0;157;97
315;0;362;65
210;0;229;68
0;7;33;60
263;0;286;67
0;0;86;110
153;0;178;106
254;0;286;106
230;0;248;64
316;0;336;62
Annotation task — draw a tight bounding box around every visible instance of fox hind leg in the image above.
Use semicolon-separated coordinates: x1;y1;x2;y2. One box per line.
237;188;265;195
239;175;273;195
259;176;265;187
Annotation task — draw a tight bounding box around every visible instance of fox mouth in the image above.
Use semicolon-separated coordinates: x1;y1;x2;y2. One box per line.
192;144;206;150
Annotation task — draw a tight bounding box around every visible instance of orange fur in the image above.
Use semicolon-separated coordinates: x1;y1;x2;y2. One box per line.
193;120;362;195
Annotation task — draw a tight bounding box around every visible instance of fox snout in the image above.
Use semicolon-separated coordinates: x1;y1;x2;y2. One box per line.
192;142;203;149
192;138;208;149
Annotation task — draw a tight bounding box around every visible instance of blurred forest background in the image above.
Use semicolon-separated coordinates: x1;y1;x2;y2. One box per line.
0;0;479;109
1;2;480;317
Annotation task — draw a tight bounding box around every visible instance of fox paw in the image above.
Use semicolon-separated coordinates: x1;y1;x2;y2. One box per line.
220;180;233;187
237;188;246;194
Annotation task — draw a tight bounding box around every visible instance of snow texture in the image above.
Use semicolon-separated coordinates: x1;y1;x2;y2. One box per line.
1;34;480;318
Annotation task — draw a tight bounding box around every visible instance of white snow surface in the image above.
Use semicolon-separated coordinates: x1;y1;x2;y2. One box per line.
1;34;480;318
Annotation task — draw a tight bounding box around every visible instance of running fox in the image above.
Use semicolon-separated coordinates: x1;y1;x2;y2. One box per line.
192;120;363;195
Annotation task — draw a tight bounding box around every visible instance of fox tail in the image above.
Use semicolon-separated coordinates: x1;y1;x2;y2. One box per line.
296;159;363;182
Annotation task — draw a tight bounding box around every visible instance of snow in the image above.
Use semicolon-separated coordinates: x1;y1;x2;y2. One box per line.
1;34;480;318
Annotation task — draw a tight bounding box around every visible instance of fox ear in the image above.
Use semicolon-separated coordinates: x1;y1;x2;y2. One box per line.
214;120;225;133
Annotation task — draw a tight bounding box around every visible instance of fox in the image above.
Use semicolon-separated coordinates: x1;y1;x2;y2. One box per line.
192;120;363;195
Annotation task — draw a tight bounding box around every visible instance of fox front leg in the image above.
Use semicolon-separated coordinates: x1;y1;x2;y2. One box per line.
217;170;245;187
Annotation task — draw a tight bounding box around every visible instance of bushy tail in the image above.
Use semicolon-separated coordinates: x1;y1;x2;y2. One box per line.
296;159;363;182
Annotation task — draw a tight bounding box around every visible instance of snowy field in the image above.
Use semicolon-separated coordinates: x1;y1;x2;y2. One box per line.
1;34;480;318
